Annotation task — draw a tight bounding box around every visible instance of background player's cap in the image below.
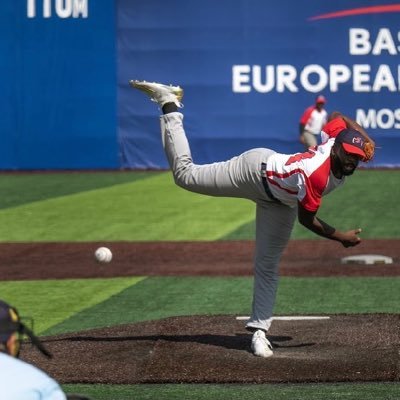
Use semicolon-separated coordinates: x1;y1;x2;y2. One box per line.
335;129;367;160
315;95;326;104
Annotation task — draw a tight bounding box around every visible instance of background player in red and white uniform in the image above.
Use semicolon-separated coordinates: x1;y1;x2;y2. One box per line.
130;81;374;359
299;95;328;150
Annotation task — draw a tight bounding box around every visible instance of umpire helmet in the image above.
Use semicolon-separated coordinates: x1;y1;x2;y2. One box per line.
0;299;52;358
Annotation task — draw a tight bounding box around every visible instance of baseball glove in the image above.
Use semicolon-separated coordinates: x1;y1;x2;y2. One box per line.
363;140;375;162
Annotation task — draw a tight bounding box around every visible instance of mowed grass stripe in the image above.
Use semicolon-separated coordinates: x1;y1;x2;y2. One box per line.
0;277;144;334
63;382;400;400
0;173;253;242
0;170;399;241
45;276;400;335
44;276;253;335
0;172;155;210
275;277;400;314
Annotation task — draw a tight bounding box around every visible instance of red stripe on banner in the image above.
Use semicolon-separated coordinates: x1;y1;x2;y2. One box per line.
309;4;400;21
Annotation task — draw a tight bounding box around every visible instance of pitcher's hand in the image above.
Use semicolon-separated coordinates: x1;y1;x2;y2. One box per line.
338;228;362;248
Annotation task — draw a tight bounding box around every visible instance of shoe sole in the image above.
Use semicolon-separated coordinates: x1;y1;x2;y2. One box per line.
253;348;273;358
252;342;273;358
129;80;184;102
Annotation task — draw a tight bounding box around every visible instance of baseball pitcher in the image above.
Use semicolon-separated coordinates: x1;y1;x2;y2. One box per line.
130;81;375;358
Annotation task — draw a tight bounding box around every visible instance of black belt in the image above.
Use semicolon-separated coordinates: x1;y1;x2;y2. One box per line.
261;163;282;204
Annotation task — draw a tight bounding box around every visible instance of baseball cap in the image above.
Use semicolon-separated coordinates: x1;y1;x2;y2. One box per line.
0;299;52;358
335;129;367;160
316;95;326;104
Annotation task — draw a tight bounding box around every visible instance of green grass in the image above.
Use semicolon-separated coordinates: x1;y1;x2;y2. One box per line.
0;172;155;209
43;276;253;335
0;276;392;336
0;172;253;241
0;170;398;399
0;277;144;334
63;383;400;400
0;170;399;241
275;277;400;314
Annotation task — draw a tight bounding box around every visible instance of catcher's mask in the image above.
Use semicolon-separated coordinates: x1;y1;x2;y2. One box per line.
0;299;52;359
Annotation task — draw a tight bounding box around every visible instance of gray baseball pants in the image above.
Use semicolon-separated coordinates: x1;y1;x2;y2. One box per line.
160;112;297;332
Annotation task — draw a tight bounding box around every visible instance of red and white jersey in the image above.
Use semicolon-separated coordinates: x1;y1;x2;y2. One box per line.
300;106;328;135
266;117;347;212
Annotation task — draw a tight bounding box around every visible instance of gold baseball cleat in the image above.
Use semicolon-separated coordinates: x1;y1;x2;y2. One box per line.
129;80;184;108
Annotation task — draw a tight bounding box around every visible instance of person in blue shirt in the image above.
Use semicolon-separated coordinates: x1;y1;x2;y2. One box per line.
0;299;91;400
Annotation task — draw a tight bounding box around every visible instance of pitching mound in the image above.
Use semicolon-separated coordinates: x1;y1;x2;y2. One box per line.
22;314;399;384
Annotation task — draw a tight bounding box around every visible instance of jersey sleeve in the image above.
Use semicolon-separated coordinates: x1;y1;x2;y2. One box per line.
298;176;323;212
298;157;331;212
300;106;314;124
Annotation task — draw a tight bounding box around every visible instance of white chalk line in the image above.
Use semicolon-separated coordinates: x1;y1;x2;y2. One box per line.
236;316;331;321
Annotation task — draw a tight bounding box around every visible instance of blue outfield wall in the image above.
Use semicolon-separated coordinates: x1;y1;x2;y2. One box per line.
1;1;400;169
0;1;118;169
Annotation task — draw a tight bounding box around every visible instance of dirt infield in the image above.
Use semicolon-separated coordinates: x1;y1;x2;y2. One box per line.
22;314;399;384
0;239;399;280
4;239;399;384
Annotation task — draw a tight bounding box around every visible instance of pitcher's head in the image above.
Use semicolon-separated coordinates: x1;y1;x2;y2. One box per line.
331;129;368;176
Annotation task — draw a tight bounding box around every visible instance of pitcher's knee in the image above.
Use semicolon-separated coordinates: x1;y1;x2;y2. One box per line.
172;168;193;190
173;174;187;189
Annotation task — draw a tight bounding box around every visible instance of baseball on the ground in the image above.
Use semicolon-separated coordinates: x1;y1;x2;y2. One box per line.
94;247;112;263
